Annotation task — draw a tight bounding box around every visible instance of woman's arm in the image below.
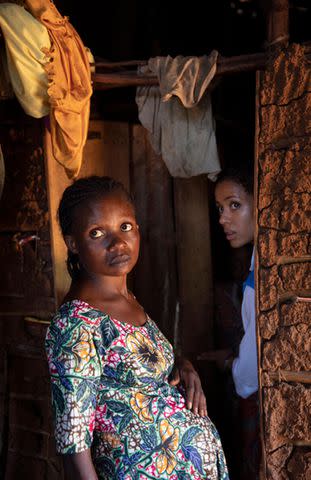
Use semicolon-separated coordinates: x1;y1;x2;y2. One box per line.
231;287;258;398
169;356;208;417
62;449;98;480
197;348;233;371
198;288;258;399
45;311;103;476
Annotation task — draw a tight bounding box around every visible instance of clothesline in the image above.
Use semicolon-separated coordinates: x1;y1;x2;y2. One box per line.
93;52;266;90
92;43;311;90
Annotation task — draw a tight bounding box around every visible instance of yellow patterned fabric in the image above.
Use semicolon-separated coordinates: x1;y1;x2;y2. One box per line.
0;3;50;118
25;0;93;178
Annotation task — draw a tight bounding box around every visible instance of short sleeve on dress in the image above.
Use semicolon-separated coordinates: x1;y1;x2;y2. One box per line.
45;305;102;454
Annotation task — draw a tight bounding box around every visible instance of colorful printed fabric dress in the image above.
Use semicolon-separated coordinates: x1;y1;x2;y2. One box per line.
45;300;229;480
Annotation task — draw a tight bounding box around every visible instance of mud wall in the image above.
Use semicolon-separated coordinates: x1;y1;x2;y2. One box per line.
0;102;62;479
256;43;311;479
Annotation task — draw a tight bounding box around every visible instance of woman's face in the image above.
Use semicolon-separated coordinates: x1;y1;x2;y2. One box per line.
65;193;140;278
215;179;254;248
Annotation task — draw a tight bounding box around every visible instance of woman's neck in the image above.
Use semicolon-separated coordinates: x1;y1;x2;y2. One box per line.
66;273;129;303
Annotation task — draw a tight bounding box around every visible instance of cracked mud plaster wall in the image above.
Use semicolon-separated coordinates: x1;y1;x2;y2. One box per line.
256;43;311;480
0;115;56;316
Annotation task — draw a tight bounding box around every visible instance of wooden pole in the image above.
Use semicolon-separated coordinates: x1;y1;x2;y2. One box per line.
92;42;311;90
265;0;289;47
267;371;311;384
93;52;267;90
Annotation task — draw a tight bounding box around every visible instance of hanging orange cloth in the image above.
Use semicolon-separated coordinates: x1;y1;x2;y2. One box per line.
25;0;92;178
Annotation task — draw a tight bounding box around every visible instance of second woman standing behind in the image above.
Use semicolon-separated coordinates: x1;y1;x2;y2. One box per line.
200;167;257;397
199;167;259;479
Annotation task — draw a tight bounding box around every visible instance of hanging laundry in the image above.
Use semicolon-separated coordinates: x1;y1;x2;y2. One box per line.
136;53;221;180
0;36;14;101
24;0;93;178
0;3;50;117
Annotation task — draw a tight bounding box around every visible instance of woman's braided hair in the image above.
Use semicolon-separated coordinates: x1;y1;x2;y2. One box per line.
58;176;134;279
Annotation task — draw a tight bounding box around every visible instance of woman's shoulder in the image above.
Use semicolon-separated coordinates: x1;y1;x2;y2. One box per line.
49;299;111;334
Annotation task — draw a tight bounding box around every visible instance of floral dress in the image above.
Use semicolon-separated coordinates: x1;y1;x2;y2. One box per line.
45;300;229;480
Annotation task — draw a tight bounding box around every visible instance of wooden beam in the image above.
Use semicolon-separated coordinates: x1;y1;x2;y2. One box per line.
130;124;178;343
93;52;267;90
276;255;311;265
93;42;311;90
265;0;289;47
173;176;214;356
268;371;311;384
291;440;311;447
44;127;72;307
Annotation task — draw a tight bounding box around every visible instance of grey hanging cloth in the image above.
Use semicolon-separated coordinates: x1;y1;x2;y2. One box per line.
136;52;221;180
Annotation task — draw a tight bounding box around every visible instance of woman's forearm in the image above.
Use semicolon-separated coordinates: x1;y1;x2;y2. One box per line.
62;449;98;480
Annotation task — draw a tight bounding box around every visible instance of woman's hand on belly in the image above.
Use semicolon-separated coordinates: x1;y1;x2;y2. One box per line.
169;357;208;417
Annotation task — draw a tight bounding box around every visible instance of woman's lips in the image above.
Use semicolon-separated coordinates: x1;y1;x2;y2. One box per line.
225;231;236;241
109;254;131;265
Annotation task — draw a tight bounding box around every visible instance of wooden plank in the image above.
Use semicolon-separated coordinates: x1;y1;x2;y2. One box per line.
79;120;130;189
173;176;214;356
130;124;177;342
44;127;72;306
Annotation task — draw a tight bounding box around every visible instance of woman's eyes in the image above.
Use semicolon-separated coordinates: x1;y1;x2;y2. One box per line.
231;201;241;209
120;223;133;232
217;202;241;214
90;229;105;238
90;224;133;237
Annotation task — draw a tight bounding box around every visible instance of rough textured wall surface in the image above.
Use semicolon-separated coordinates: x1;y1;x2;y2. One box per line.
0;104;56;316
256;43;311;479
0;103;61;479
